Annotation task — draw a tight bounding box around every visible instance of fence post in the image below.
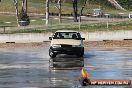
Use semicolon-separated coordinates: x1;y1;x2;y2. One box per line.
3;26;5;33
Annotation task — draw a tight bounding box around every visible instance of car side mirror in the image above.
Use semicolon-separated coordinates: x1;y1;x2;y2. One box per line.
49;37;52;40
82;38;85;40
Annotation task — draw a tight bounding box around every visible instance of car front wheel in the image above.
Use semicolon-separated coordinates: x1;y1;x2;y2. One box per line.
77;52;84;57
49;49;56;58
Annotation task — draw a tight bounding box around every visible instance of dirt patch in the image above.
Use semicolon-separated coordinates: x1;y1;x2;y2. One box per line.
84;40;132;48
0;42;50;48
0;40;132;48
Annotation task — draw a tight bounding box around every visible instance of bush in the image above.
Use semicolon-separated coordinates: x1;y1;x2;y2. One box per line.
18;11;30;26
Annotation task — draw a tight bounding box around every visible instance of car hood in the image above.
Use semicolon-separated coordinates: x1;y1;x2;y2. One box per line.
51;39;81;45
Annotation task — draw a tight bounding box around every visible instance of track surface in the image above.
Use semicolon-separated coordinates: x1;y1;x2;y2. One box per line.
0;47;131;88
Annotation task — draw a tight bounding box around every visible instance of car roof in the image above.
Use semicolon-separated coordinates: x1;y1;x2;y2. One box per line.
55;30;79;33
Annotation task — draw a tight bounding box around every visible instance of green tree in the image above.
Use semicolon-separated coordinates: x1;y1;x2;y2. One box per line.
117;0;132;10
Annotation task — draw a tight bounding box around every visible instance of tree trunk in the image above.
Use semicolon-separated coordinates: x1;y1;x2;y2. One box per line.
54;0;62;23
72;0;78;22
46;0;49;25
80;0;88;22
13;0;20;26
58;0;62;23
22;0;27;14
107;0;125;10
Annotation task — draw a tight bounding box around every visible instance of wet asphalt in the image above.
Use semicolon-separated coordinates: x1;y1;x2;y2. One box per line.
0;47;131;88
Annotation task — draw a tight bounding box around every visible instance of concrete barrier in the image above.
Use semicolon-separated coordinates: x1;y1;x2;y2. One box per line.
0;30;132;43
0;33;51;43
87;30;132;41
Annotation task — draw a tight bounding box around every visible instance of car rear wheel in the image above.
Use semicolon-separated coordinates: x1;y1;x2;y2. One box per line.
49;49;56;58
77;49;84;57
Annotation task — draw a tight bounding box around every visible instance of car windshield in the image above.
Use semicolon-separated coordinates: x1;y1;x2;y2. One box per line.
53;32;81;39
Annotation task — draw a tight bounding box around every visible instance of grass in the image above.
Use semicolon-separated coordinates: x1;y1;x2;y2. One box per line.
1;19;131;34
0;0;132;34
0;0;130;14
0;0;131;27
0;14;132;34
80;21;132;31
0;15;46;27
0;0;46;14
0;16;17;27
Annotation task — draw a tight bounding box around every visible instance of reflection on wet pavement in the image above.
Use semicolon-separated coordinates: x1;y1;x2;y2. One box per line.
0;48;131;88
49;55;84;70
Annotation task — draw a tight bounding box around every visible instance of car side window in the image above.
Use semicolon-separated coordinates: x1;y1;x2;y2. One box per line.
72;34;77;39
77;33;81;39
59;33;64;38
53;32;81;39
53;32;64;39
53;32;58;39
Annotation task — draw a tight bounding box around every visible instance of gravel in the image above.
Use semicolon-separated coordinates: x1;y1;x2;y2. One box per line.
0;40;132;48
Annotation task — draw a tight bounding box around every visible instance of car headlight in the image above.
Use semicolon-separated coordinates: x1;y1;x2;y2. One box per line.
52;44;61;48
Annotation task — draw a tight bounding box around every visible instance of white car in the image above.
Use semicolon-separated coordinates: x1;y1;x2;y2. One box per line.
49;30;85;58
